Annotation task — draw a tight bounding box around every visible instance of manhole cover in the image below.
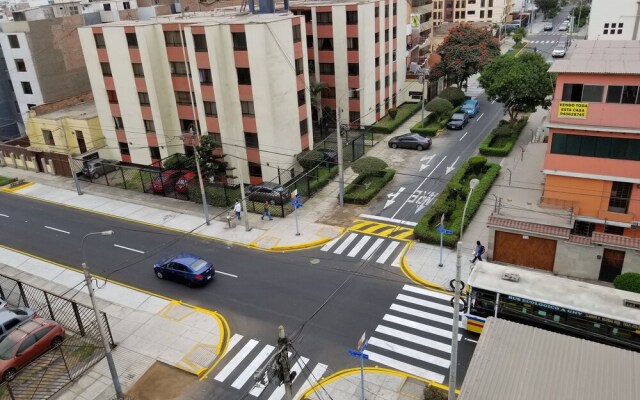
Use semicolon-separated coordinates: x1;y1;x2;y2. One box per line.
310;258;320;264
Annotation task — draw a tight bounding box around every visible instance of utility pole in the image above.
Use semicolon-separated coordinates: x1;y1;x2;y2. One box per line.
420;69;426;128
277;325;293;400
236;160;251;232
58;123;82;196
188;127;210;225
336;88;362;207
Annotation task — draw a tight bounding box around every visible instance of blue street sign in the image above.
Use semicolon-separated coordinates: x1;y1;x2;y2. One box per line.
291;195;303;209
436;227;454;235
347;349;369;360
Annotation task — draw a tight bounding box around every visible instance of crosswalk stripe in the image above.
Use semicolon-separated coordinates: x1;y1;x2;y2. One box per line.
334;233;358;255
402;284;463;303
390;303;456;326
293;363;329;399
249;350;293;397
361;237;384;260
320;235;341;252
383;314;461;340
231;345;275;389
347;235;371;257
375;325;452;353
397;294;454;314
364;351;445;383
376;241;400;263
215;339;259;382
367;337;450;368
267;357;309;400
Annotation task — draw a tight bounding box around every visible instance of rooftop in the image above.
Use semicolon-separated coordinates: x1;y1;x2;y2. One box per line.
548;40;640;75
94;9;298;27
35;101;98;120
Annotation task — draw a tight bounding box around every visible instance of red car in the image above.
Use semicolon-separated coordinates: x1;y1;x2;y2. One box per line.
150;170;187;193
0;318;65;382
174;171;197;194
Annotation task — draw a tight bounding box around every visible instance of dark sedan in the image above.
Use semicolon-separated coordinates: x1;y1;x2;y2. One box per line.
446;112;469;130
153;253;215;287
388;133;432;151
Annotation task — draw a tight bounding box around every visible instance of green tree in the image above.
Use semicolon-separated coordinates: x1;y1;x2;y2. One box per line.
425;98;454;118
296;150;325;170
351;156;388;177
479;52;553;124
310;80;328;127
388;108;398;119
430;24;501;88
534;0;559;19
196;134;226;179
613;272;640;294
512;27;527;45
438;86;466;107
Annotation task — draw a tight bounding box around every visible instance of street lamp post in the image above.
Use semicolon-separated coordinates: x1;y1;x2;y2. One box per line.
336;88;362;207
448;178;479;400
81;231;124;400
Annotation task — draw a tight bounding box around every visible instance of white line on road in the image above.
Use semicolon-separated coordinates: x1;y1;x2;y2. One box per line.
320;235;342;252
476;113;484;121
0;214;9;218
358;214;417;227
293;363;328;399
347;235;371;257
113;244;144;254
464;338;478;343
363;351;445;383
367;337;451;368
376;241;400;264
333;233;358;255
459;131;468;141
491;98;496;104
391;156;447;220
362;238;385;260
214;339;258;382
44;226;70;234
215;270;238;278
233;345;275;389
375;325;452;353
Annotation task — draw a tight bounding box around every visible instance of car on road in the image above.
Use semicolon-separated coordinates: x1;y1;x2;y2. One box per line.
316;148;338;167
0;318;65;382
388;133;432;151
565;15;572;21
82;158;120;179
150;170;187;194
154;253;215;287
558;22;569;31
543;21;553;31
461;99;480;117
446;112;469;130
0;307;36;341
174;171;197;194
247;182;290;205
552;44;567;57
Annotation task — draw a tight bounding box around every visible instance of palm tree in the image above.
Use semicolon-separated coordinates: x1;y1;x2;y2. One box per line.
309;79;328;133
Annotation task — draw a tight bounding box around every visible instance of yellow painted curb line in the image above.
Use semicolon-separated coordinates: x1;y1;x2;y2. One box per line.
268;227;346;251
300;367;459;399
1;181;34;192
399;241;449;293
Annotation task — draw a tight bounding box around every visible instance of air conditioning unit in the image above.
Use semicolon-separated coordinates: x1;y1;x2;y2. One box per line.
502;273;520;282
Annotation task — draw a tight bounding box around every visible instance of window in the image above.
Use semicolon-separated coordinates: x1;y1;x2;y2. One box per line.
208;132;222;145
306;35;314;48
232;32;247;50
348;63;359;76
103;3;111;11
349;111;360;122
126;32;138;48
175;91;192;105
42;129;55;146
8;35;19;48
94;33;105;48
34;327;53;341
606;85;640;104
292;25;302;42
100;62;112;76
138;92;150;106
241;101;255;115
609;182;632;213
582;85;604;102
604;224;625;235
393;71;397;83
346;11;358;24
114;117;124;129
392;3;397;15
237;68;251;85
21;81;32;94
347;38;358;50
308;60;315;73
571;221;595;237
319;38;334;50
144;119;155;132
199;69;212;85
393;27;397;39
164;31;184;47
119;141;130;156
480;10;484;18
170;62;190;76
193;34;207;51
132;63;144;77
317;12;332;25
17;335;36;354
107;90;118;103
150;146;161;160
375;7;379;18
375;32;379;43
385;30;390;42
350;89;360;99
487;10;492;18
325;87;336;99
295;58;304;75
15;59;26;72
550;133;640;161
297;89;305;107
376;80;381;90
244;132;259;148
123;1;130;9
248;162;262;177
204;101;217;116
300;119;308;135
319;63;334;75
561;84;604;102
375;57;380;67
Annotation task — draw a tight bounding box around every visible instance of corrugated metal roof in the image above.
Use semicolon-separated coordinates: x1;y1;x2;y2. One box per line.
548;40;640;75
458;318;640;400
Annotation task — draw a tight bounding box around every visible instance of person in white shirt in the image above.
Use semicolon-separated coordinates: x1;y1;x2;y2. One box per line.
234;201;242;220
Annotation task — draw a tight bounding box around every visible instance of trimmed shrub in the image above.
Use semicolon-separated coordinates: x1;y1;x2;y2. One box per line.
425;98;454;117
351;156;388;177
388;108;398;119
493;125;515;137
309;166;338;193
613;273;640;294
438;86;466;107
344;168;396;204
479;116;529;157
372;103;422;133
296;150;325;170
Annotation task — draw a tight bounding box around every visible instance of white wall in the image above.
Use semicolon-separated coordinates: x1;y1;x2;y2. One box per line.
588;0;639;40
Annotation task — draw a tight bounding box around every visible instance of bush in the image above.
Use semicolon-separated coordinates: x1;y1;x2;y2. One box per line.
372;103;422;133
479;116;529;157
424;384;447;400
309;166;338;193
344;168;395;204
388;108;398;119
351;156;388;177
493;125;515;137
438;86;466;107
613;273;640;294
296;150;325;170
425;98;454;117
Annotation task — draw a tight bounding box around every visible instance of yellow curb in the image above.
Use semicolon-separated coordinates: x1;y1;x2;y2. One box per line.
300;367;458;399
399;241;449;293
1;181;34;192
269;235;338;251
515;42;528;56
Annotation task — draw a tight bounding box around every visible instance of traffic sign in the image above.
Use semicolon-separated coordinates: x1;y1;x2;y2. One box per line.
291;195;303;209
347;349;369;360
436;227;454;235
357;332;366;352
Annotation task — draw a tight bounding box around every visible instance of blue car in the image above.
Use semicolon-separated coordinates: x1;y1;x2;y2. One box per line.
461;99;480;117
154;253;215;287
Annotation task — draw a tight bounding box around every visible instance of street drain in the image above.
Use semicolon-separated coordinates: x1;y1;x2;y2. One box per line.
310;258;320;264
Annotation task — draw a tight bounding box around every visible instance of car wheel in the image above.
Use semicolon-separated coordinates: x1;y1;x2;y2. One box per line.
155;271;164;279
416;145;424;151
3;368;16;382
92;172;100;179
391;143;398;149
51;336;63;349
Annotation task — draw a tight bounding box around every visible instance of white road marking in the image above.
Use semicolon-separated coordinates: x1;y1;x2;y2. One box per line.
267;357;309;400
361;238;385;260
376;241;400;264
214;339;259;382
333;233;358;255
320;235;342;252
233;345;274;389
383;314;462;340
459;131;468;141
375;325;452;353
347;235;371;257
390;250;404;268
358;214;417;227
364;351;445;383
476;113;484;121
114;244;144;254
215;270;238;278
391;156;447;220
293;363;328;399
0;214;9;218
491;98;496;104
44;226;70;234
390;303;455;326
396;294;454;314
403;284;464;303
464;337;479;343
367;337;450;368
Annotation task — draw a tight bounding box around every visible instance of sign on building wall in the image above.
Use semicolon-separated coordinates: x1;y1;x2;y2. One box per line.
558;102;588;119
411;14;420;28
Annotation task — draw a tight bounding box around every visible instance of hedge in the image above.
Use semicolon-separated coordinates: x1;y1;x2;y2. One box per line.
309;166;338;193
344;168;396;204
613;272;640;294
414;161;501;246
479;116;529;157
372;103;422;133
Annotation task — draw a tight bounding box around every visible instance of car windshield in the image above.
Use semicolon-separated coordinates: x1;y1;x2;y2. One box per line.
0;337;18;360
451;114;465;120
189;259;208;272
554;46;565;51
462;105;473;109
273;186;286;193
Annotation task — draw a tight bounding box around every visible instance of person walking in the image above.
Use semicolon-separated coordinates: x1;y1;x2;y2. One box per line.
233;201;242;220
471;241;485;264
261;201;272;221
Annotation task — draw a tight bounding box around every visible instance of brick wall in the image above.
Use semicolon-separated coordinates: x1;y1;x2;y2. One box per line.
31;92;93;116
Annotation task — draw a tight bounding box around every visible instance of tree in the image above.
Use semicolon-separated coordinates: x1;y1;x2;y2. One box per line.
479;52;553;124
438;86;466;107
351;156;388;177
388;108;398;119
296;150;325;170
195;134;226;179
430;24;500;88
613;272;640;294
310;80;328;128
534;0;559;19
425;98;454;117
512;27;527;45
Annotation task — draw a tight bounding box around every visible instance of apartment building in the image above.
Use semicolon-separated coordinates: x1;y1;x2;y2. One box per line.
587;0;640;41
78;12;312;184
406;0;431;65
431;0;511;25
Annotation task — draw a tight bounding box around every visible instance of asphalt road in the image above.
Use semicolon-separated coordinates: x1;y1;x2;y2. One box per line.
525;6;576;60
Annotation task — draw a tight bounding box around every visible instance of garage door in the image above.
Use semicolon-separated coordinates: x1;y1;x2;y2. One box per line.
493;231;556;271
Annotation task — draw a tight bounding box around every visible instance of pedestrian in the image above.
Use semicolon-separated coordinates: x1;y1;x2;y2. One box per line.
261;201;272;221
471;241;485;264
234;201;242;220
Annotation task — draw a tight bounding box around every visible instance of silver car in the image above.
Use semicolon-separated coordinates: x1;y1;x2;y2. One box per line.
0;307;36;341
552;45;567;58
82;158;120;179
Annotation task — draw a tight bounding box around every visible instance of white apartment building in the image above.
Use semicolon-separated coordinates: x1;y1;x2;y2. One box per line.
432;0;511;25
587;0;640;40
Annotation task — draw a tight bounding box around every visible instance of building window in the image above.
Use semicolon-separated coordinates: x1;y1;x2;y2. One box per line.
175;91;193;105
393;27;397;39
107;90;118;103
299;119;308;135
480;10;484;18
393;71;397;83
103;3;111;11
149;146;161;160
248;162;262;178
292;25;302;42
350;89;360;99
42;129;55;146
349;111;360;123
132;63;144;77
199;69;212;85
606;85;640;104
144;119;155;132
295;58;304;75
119;141;130;156
319;38;334;51
608;182;632;213
347;38;358;50
385;76;390;87
375;57;380;67
308;60;315;73
126;32;138;48
8;35;19;49
392;3;397;15
113;117;124;129
138;92;150;106
237;68;251;85
100;62;112;76
561;84;604;103
232;32;248;50
317;12;332;25
375;81;381;90
292;9;312;22
550;133;640;161
346;11;358;24
123;1;130;9
204;101;217;116
297;89;306;107
375;32;379;43
244;132;259;148
386;30;390;41
170;62;190;76
193;34;207;51
325;87;336;99
319;63;335;75
375;7;379;18
487;10;492;18
94;33;105;48
241;101;255;115
571;221;595;237
164;31;184;47
604;224;625;235
15;59;26;72
348;63;359;76
306;35;314;48
208;132;222;145
20;81;32;95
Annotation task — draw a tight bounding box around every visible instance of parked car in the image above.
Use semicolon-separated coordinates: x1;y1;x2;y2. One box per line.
0;307;36;341
558;22;569;31
446;112;469;130
150;170;187;194
174;171;197;194
388;133;432;151
565;15;572;21
82;158;120;179
543;21;553;31
552;44;567;57
558;34;571;47
247;182;290;205
316;148;338;167
461;99;480;117
0;318;65;382
153;253;215;287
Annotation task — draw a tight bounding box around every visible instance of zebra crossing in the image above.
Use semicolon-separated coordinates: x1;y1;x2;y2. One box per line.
320;232;407;266
528;40;560;44
212;334;329;399
363;284;466;384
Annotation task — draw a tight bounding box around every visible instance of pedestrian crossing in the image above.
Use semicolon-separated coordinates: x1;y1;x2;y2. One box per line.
211;334;329;399
320;232;408;266
363;284;467;384
527;40;559;44
349;219;414;240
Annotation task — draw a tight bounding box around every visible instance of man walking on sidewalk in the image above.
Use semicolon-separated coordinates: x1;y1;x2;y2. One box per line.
261;201;272;221
471;241;485;264
234;201;242;220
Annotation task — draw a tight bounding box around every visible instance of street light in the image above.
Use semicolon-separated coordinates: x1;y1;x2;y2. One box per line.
448;178;479;400
337;88;362;207
81;230;124;400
